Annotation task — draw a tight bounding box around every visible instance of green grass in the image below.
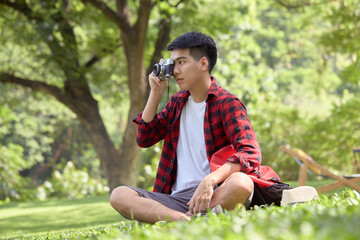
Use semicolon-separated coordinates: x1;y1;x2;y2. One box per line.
1;181;359;240
0;195;125;239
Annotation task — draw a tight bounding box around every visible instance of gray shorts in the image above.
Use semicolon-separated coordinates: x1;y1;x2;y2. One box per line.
126;184;254;214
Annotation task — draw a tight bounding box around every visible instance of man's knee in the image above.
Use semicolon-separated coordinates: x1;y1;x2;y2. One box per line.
226;172;254;196
109;186;139;211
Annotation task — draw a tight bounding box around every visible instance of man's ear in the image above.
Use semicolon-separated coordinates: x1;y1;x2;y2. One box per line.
199;57;209;72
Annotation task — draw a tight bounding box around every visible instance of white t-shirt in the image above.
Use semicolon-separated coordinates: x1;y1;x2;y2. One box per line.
171;96;210;195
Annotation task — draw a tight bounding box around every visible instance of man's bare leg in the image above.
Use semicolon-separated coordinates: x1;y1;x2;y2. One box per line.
184;172;253;216
209;172;253;210
110;186;190;224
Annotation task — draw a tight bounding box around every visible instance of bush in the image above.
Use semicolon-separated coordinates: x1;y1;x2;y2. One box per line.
36;161;109;200
0;143;36;202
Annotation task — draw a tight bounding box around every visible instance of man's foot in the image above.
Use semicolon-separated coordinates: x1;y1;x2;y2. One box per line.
281;186;319;206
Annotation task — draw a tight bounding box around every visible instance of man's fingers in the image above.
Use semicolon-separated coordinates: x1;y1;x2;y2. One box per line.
201;200;210;212
198;202;206;213
193;200;200;214
154;78;161;86
190;198;212;214
151;74;160;85
149;73;161;86
188;199;194;214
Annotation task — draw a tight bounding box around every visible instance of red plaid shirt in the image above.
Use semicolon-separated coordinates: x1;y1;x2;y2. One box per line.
133;78;261;194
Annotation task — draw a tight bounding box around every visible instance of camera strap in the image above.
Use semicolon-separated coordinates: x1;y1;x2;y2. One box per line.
160;79;170;111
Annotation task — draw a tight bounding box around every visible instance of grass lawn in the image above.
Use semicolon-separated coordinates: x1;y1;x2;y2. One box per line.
0;195;125;239
0;180;359;240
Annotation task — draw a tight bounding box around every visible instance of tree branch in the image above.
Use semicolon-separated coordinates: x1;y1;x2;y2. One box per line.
85;0;131;33
84;44;122;68
116;0;130;20
0;73;64;100
134;0;153;35
146;13;171;76
0;0;41;21
169;0;185;8
146;0;187;76
145;9;172;95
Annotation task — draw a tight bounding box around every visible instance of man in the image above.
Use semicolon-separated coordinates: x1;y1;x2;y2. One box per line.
110;31;279;223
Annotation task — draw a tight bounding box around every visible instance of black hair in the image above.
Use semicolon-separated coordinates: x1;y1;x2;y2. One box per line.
167;31;217;73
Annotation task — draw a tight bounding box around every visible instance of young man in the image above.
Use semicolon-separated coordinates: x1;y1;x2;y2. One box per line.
110;31;279;223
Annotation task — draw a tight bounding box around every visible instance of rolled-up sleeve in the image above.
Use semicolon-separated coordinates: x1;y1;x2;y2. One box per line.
221;97;261;173
133;105;169;148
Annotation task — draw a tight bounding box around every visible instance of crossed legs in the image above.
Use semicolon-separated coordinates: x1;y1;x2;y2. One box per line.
110;172;253;224
110;186;189;223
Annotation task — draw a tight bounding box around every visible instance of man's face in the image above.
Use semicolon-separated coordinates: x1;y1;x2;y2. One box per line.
170;49;203;91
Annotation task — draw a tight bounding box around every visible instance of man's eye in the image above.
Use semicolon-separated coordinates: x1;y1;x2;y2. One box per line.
179;60;184;64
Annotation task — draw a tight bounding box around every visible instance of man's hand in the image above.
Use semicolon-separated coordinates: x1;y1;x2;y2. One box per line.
142;59;168;123
148;59;168;94
149;72;168;93
187;177;215;215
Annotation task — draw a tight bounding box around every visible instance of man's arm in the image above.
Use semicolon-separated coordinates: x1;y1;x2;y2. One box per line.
133;72;168;147
221;96;261;172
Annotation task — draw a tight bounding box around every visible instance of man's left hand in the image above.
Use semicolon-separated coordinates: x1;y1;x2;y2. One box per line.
187;177;215;215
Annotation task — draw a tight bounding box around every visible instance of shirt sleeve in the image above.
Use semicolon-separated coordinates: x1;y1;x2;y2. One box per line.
221;96;261;173
132;102;170;148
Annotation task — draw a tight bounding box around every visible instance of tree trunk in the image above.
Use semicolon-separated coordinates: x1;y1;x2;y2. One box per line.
116;35;148;187
59;83;124;190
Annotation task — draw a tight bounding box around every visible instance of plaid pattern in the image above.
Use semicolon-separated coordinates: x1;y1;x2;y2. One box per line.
133;78;261;194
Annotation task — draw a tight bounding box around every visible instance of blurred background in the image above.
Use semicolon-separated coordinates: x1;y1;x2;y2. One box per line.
0;0;359;202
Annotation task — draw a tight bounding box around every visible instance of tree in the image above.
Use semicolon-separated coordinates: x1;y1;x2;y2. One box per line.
0;0;182;190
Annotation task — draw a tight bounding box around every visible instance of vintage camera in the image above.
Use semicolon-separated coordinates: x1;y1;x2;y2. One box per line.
153;58;174;81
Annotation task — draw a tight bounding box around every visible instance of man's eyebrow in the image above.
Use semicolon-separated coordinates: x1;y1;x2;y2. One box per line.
175;56;187;61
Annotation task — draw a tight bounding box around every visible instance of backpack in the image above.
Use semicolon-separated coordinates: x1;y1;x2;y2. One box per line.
210;145;293;206
210;145;280;187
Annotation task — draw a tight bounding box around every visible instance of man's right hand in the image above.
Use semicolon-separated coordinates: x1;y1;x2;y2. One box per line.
148;71;168;94
142;65;169;122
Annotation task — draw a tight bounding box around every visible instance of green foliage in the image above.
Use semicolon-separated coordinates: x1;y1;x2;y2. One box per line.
0;143;32;201
1;0;360;197
36;161;109;200
113;190;360;240
299;96;360;172
1;188;359;240
0;84;106;201
316;0;360;86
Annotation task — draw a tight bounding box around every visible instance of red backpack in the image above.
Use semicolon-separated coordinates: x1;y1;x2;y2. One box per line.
210;145;280;188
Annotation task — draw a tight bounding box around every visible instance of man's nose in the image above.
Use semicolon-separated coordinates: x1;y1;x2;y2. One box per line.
173;64;180;76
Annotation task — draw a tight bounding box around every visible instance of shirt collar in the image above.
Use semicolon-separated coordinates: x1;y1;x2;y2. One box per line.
206;76;221;101
179;76;220;102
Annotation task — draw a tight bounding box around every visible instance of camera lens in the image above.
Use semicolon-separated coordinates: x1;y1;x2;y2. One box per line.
153;63;161;76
